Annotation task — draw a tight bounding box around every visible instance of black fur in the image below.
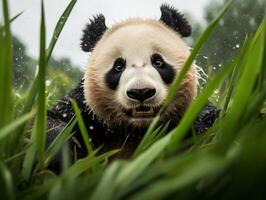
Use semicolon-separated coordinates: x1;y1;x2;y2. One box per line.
105;58;126;90
155;61;176;84
160;4;192;37
47;80;220;172
105;69;124;90
151;54;176;84
81;14;107;52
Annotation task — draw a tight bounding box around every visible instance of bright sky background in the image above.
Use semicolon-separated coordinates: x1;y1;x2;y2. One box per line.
9;0;213;69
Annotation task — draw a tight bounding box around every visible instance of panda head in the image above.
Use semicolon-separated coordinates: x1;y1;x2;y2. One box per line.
82;5;198;127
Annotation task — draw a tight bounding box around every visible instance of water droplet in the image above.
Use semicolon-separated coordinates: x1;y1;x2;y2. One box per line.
63;113;67;118
249;18;255;26
214;90;219;94
203;56;208;59
89;126;94;130
45;80;51;86
236;44;240;48
15;92;21;98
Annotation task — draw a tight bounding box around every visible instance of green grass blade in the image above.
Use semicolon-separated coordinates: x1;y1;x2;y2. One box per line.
10;11;23;23
62;149;120;178
133;123;163;157
134;121;170;158
71;99;94;154
155;121;170;140
21;143;35;180
20;79;38;118
4;149;27;164
0;162;15;200
0;0;13;129
114;134;171;193
91;161;125;200
0;0;14;159
129;155;226;200
93;136;171;199
45;117;77;165
216;18;266;153
167;58;235;151
222;36;252;114
0;111;35;141
243;83;266;121
61;144;71;171
22;1;47;178
34;0;47;164
118;153;195;198
46;0;77;62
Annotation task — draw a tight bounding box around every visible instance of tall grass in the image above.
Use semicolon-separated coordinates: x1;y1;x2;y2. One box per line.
0;0;265;199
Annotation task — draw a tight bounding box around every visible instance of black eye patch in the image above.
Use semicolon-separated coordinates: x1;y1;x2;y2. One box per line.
105;58;126;90
151;54;175;84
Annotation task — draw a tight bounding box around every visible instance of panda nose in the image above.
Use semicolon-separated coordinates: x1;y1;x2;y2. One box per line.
127;88;156;102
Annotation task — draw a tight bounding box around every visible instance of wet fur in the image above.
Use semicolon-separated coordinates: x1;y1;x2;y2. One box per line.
47;80;219;171
46;5;219;172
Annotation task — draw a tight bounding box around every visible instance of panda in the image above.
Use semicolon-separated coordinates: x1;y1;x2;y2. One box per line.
47;4;219;170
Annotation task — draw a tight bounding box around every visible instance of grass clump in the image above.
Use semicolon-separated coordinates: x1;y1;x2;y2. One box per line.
0;0;265;199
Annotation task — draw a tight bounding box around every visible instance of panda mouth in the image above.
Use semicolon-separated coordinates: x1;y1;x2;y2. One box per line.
133;106;155;118
124;105;161;118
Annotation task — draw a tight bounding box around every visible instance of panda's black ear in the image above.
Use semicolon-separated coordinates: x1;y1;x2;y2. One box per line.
160;4;192;37
81;14;107;52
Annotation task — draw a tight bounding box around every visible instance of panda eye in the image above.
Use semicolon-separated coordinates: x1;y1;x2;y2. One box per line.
151;53;164;68
113;57;126;72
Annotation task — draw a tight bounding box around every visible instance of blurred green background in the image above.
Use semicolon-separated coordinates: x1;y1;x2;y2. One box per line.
13;35;83;105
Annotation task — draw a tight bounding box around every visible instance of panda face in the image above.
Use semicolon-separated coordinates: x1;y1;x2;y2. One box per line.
83;19;198;127
110;53;170;121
